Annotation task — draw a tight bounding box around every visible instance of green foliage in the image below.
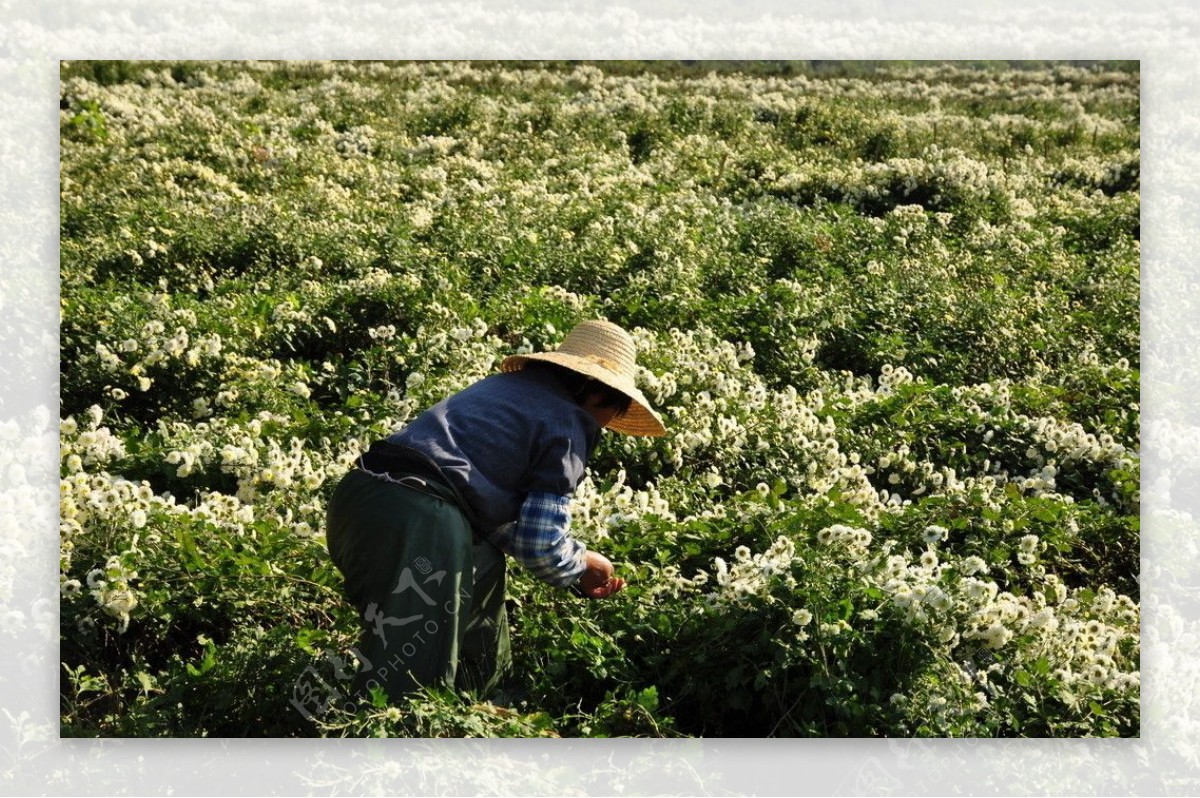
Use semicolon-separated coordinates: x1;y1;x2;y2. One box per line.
60;60;1139;738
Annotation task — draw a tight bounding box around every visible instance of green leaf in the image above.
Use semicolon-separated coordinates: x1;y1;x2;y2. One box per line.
186;642;217;677
294;627;325;656
1033;506;1059;523
176;528;204;570
135;671;155;694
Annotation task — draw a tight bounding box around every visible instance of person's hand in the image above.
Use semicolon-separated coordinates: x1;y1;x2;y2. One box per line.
577;550;626;599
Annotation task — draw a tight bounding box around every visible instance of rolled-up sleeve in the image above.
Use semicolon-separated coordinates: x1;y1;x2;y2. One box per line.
490;491;588;587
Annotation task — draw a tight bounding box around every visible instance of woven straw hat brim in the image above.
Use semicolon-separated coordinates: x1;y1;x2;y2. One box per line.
501;351;666;437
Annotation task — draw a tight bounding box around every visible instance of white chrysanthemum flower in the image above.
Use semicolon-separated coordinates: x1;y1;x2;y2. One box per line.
368;324;396;340
963;578;999;603
103;588;138;617
713;557;729;586
960;556;988;576
981;621;1013;649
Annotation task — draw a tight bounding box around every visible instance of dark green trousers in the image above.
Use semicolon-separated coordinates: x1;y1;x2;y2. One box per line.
325;468;511;702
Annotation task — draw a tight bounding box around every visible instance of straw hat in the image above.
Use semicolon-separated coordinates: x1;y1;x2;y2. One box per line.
501;320;666;437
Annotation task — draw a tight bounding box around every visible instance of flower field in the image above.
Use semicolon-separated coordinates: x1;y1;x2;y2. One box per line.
59;59;1140;738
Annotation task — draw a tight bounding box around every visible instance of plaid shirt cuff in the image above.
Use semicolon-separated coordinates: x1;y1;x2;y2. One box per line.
491;492;587;588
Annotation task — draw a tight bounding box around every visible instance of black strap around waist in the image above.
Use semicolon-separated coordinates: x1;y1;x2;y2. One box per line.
357;440;487;536
359;440;447;485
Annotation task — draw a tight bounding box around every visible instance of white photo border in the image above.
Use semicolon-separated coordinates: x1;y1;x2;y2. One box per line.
4;1;1194;794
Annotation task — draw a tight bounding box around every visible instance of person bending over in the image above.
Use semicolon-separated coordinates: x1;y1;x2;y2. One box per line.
325;319;666;701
